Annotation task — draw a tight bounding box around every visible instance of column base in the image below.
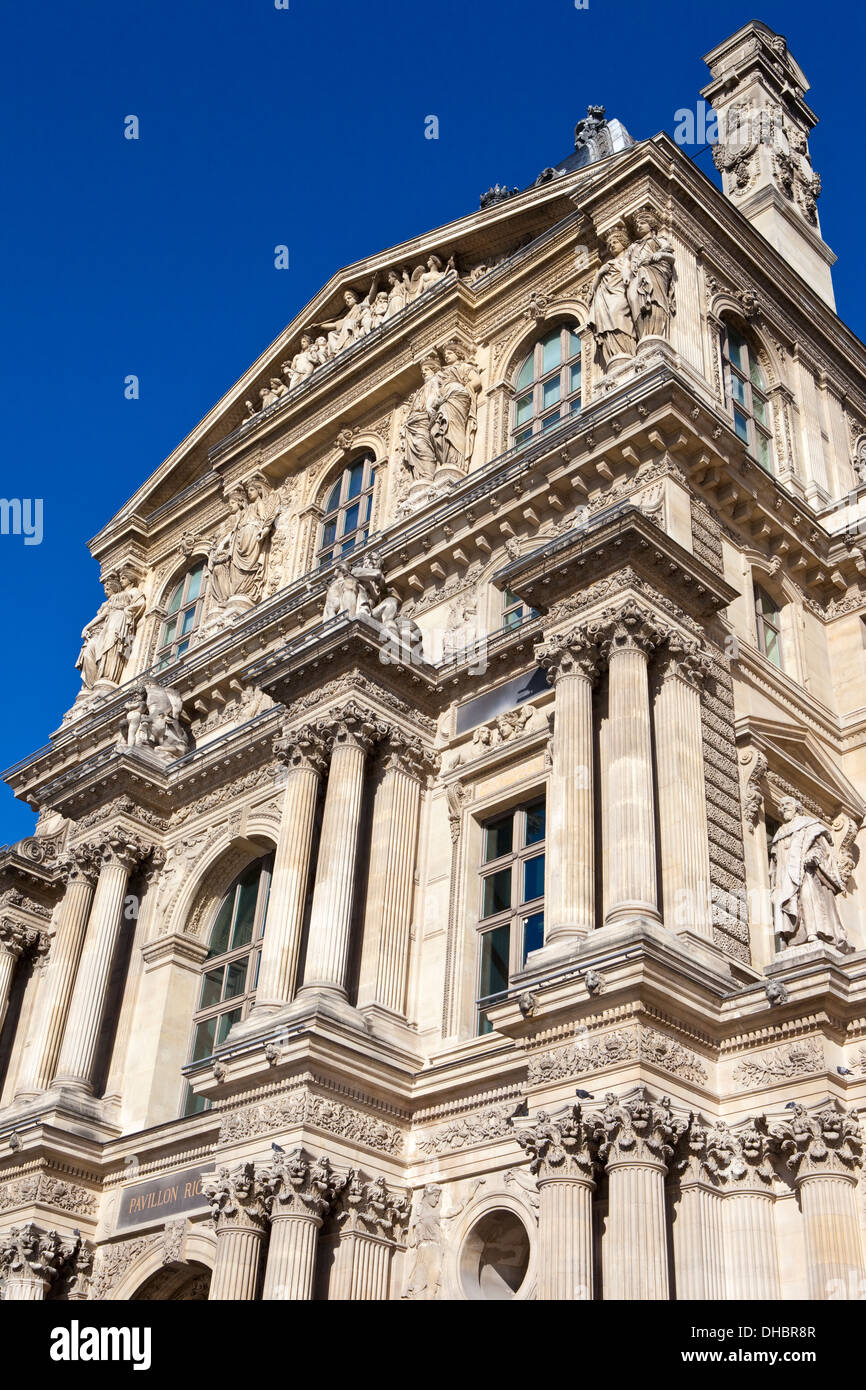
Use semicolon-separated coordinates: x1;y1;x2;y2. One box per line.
357;1003;423;1056
523;929;592;973
604;901;662;929
268;986;371;1035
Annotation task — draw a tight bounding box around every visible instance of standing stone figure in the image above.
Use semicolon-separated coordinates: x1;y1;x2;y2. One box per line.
208;480;278;610
400;355;445;481
625;210;677;340
432;343;481;474
122;680;189;759
402;1184;445;1299
770;796;851;951
76;568;146;689
588;224;637;368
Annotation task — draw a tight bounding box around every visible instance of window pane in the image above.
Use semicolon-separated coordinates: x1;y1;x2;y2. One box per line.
569;363;582;396
482;867;512;918
321;519;337;548
727;330;745;371
522;911;544;962
541;331;561;373
541;410;561;431
755;431;771;472
523;853;545;903
525;802;546;845
191;1016;217;1062
750;357;766;389
224;960;247;1000
199;968;223;1010
504;607;523;630
515;428;532;446
176;640;190;657
570;398;582;415
484;815;513;862
216;1009;241;1045
166;582;183;616
479;924;510;1000
568;330;581;359
207;894;234;958
340;533;356;556
231;875;258;950
730;373;747;407
325;481;342;513
346;460;365;499
162;617;177;645
516;354;534;391
753;394;768;428
186;564;203;602
733;408;750;443
180;606;196;636
542;376;561;410
343;502;360;535
515;392;533;426
183;1084;207;1117
764;627;781;666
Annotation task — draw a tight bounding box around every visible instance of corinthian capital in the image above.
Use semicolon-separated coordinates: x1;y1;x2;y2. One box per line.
514;1104;596;1183
770;1101;863;1181
59;842;102;887
381;730;439;783
94;828;152;874
261;1149;345;1221
0;1222;78;1288
273;720;330;775
586;599;668;660
336;1171;411;1240
331;701;389;754
658;634;713;690
588;1087;685;1171
704;1116;776;1191
536;627;600;684
0;918;40;959
203;1161;269;1232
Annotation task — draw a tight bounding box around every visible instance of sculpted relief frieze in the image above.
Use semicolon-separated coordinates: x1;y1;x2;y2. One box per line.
217;1086;405;1155
732;1038;824;1090
528;1026;709;1087
0;1173;98;1218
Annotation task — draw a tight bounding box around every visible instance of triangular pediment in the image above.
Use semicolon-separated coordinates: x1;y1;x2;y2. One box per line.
738;714;865;821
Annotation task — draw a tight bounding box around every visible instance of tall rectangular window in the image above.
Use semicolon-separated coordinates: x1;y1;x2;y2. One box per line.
476;798;546;1034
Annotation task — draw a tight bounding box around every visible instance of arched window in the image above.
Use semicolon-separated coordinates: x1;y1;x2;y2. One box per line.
156;561;206;670
754;583;783;668
316;454;376;568
723;325;772;473
512;325;582;445
182;854;273;1116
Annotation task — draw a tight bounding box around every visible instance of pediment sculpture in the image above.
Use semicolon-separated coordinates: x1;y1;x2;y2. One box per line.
244;254;457;420
770;796;853;953
75;565;146;692
588;209;676;371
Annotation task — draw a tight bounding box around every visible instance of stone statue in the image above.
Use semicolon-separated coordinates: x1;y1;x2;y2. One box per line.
317;285;377;357
121;680;189;760
625;210;676;340
402;1178;484;1300
323;561;361;621
770;796;852;952
208;480;279;611
409;253;455;300
400;355;445;482
588;223;637;368
281;334;320;390
385;267;412;319
431;343;481;475
76;568;146;689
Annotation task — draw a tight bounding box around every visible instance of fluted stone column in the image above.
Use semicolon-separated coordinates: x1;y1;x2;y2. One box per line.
671;1116;725;1299
0;1224;77;1300
358;739;426;1018
770;1102;865;1299
0;920;41;1034
331;1173;409;1301
260;1149;344;1300
708;1116;781;1299
252;724;327;1013
14;846;99;1097
591;1088;682;1300
53;831;149;1094
536;629;599;948
654;639;713;937
591;602;663;926
300;704;381;999
516;1105;596;1300
204;1163;268;1301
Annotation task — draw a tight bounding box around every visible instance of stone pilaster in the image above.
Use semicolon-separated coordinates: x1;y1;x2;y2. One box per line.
654;637;714;938
358;736;429;1020
299;703;384;999
515;1104;596;1300
0;1223;78;1301
260;1149;346;1301
770;1102;866;1299
331;1172;410;1301
535;628;599;948
671;1114;725;1299
53;831;151;1094
589;1087;683;1299
204;1162;269;1301
590;602;664;926
252;724;329;1013
710;1116;781;1300
14;845;100;1097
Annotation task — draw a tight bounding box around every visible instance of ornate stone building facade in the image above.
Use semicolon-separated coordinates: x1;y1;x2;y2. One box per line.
2;21;866;1301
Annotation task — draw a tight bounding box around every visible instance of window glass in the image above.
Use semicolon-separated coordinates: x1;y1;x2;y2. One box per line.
317;456;376;568
482;868;512;918
525;802;546;844
541;332;561;373
522;911;544;962
157;562;206;667
199;968;223;1010
511;325;582;444
542;377;561;410
476;798;546;1034
523;854;545;903
484;814;513;861
479;925;510;1000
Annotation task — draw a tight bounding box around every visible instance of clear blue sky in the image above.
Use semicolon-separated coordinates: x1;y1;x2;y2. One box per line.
1;0;864;845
